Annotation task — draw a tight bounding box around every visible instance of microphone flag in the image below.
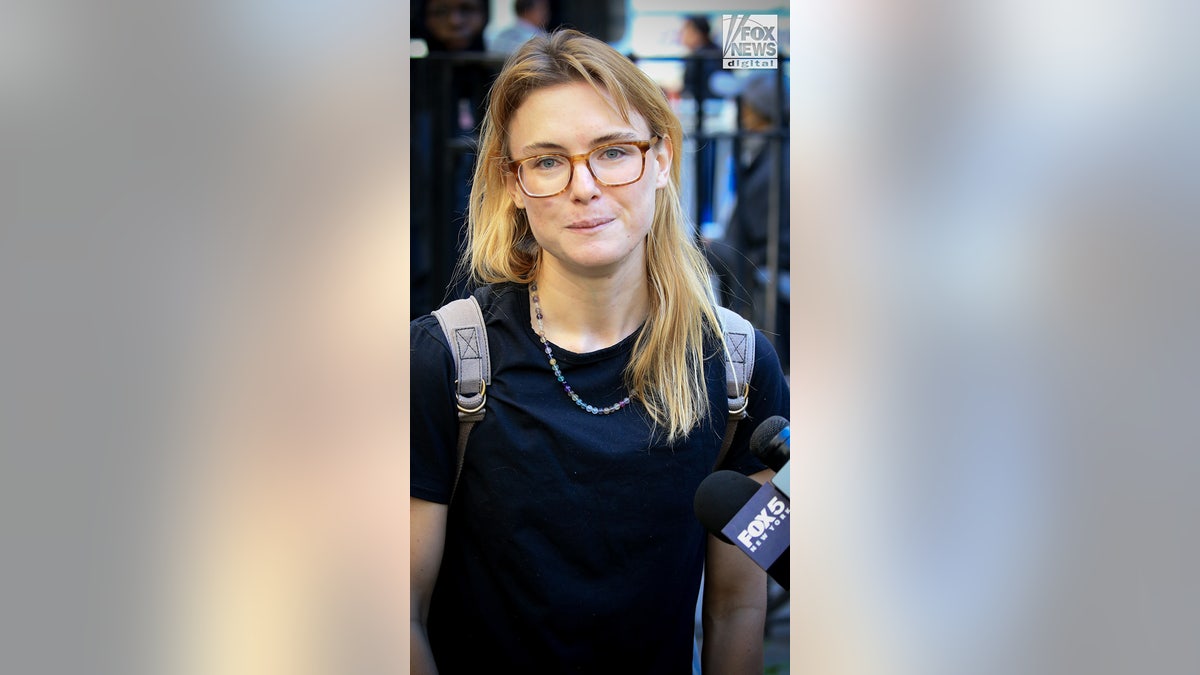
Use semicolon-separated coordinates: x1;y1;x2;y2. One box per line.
719;480;790;570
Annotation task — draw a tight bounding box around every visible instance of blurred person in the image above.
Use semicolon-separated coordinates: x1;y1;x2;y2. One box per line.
489;0;551;55
410;0;492;127
410;0;495;318
678;15;723;227
418;0;488;52
679;15;722;105
410;0;492;139
706;72;790;373
410;29;790;674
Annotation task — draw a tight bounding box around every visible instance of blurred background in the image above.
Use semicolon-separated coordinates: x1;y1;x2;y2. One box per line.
409;0;793;376
2;0;1199;674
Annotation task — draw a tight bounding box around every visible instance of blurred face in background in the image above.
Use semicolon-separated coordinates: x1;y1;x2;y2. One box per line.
525;0;551;29
425;0;485;51
740;104;772;132
680;20;708;50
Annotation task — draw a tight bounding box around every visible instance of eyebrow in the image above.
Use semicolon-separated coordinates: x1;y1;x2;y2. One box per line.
517;131;646;157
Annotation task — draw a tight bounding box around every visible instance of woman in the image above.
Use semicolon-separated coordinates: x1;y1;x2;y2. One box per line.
707;71;791;373
410;30;790;674
680;15;722;105
416;0;488;52
410;0;495;318
678;14;723;226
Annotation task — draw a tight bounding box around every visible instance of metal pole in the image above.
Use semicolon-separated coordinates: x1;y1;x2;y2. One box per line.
763;67;785;340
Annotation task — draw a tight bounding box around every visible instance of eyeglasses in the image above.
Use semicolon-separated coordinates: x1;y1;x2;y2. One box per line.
507;137;660;198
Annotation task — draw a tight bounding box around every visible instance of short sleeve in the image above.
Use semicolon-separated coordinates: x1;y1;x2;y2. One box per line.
410;314;462;504
717;329;790;475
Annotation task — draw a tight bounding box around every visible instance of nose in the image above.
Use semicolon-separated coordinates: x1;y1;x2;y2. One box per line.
567;157;601;200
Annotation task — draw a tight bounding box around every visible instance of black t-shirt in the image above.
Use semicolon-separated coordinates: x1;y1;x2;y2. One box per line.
411;282;789;673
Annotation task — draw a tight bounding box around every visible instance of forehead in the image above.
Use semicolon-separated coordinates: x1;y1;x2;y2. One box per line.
508;82;649;151
427;0;482;13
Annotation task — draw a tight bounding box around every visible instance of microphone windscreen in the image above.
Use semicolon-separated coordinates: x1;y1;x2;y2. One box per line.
694;470;761;543
749;416;789;458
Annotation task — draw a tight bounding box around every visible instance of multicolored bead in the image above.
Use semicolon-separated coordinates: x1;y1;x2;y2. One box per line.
530;283;632;415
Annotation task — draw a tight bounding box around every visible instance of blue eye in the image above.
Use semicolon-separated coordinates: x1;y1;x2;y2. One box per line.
597;146;631;161
531;156;565;171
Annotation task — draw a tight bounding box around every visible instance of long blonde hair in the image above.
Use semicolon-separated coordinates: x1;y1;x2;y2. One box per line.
464;29;722;442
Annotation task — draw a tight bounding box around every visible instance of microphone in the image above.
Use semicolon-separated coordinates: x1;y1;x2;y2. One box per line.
694;470;789;590
750;416;790;499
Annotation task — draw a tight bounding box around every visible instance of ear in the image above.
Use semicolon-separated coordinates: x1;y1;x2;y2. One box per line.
505;171;527;211
652;135;673;189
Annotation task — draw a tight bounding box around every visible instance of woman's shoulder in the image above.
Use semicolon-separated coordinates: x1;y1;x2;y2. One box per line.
472;282;528;328
410;311;452;356
410;282;525;346
706;308;786;383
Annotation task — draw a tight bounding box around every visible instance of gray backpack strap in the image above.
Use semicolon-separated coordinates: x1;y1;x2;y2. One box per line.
714;306;755;470
432;295;490;503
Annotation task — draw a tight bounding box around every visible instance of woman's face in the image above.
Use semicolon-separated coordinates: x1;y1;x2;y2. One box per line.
424;0;485;51
504;82;672;281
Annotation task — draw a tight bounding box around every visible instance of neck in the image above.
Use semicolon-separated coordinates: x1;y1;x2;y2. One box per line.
531;266;650;354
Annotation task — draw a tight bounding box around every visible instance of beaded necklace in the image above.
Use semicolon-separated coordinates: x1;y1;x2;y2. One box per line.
530;283;632;415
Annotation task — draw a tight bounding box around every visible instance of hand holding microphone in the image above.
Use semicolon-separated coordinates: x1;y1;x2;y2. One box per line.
694;471;789;590
693;416;792;590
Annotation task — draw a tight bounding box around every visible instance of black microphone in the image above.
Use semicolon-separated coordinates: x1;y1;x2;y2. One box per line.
750;416;790;499
694;470;789;590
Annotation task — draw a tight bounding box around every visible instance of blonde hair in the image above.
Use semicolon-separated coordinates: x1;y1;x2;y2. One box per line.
464;29;722;442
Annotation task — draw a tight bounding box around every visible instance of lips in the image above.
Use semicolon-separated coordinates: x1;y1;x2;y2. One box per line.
567;217;615;230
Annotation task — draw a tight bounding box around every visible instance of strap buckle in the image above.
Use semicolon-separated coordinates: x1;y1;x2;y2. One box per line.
455;379;487;414
729;382;750;417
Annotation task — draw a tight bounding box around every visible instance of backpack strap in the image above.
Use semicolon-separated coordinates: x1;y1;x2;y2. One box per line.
432;297;754;497
714;306;755;470
431;294;490;503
